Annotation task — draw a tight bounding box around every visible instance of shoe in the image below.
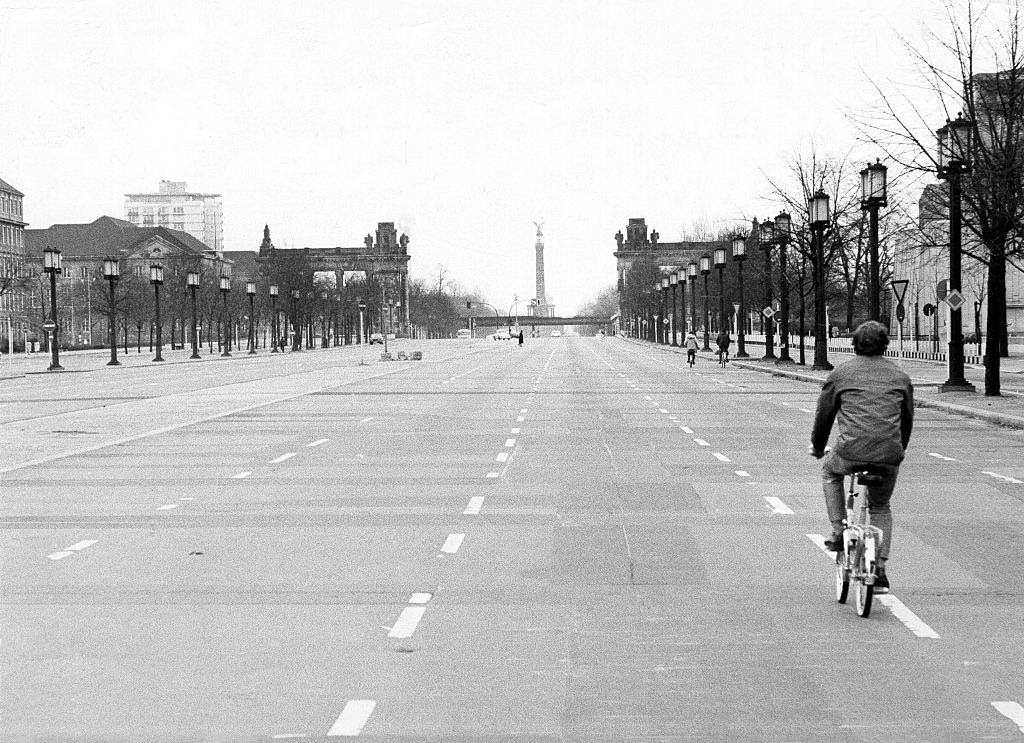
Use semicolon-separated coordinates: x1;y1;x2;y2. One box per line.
874;568;890;594
823;533;844;552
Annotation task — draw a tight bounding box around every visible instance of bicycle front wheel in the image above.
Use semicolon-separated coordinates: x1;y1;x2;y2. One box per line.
855;578;873;617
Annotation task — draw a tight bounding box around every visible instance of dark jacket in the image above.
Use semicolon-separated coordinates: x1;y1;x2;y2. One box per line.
811;355;914;464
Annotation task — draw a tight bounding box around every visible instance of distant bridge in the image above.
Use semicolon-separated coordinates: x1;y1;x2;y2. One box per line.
468;315;614;329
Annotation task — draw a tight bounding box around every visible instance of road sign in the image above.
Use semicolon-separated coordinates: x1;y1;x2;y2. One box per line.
42;320;56;331
896;304;905;322
944;289;966;312
923;303;935;317
761;306;776;319
890;279;909;305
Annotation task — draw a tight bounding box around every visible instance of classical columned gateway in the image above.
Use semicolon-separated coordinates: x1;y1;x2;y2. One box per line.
255;222;411;327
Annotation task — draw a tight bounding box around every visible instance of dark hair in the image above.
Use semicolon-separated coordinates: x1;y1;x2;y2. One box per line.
852;320;889;356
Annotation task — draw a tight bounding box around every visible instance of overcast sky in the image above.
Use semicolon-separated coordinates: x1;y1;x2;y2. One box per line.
0;1;973;312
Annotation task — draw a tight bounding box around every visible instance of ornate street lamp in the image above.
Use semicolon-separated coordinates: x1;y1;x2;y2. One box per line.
687;261;698;335
357;300;367;364
714;247;727;339
809;190;832;371
700;255;712;350
936;113;975;392
774;211;794;364
246;280;257;354
103;257;120;366
186;270;201;359
42;247;63;371
290;288;301;351
220;275;232;357
759;219;776;360
669;272;679;346
660;276;670;345
732;236;749;357
860;159;888;322
269;284;279;352
150;263;165;362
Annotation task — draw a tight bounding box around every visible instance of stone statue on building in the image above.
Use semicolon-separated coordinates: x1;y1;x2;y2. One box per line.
651;230;659;245
615;230;624;249
399;233;409;249
364;234;374;249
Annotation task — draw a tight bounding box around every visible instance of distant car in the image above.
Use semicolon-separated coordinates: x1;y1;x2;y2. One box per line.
495;330;511;341
550;330;562;337
368;332;384;345
457;328;473;339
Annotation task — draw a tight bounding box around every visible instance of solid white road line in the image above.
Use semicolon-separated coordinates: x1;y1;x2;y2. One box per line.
495;452;509;462
441;533;465;554
232;471;252;479
327;699;377;737
307;439;329;447
712;452;731;462
877;595;941;639
992;702;1024;734
735;470;751;477
764;496;794;515
806;533;832;553
156;504;179;511
409;592;432;604
694;438;710;446
268;452;296;464
65;540;98;551
463;496;484;515
929;452;957;461
505;438;516;447
388;606;426;638
47;551;73;561
982;471;1024;484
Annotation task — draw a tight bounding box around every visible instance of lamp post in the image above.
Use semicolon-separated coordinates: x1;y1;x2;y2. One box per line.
809;190;832;371
936;114;975;392
714;247;727;338
150;263;164;362
660;276;670;344
43;247;63;370
759;220;776;360
700;255;711;350
774;211;794;364
732;236;749;357
187;270;201;359
357;300;366;364
687;261;698;334
669;272;679;345
246;280;257;354
291;289;301;351
269;284;279;352
219;275;232;357
861;160;888;321
103;257;120;366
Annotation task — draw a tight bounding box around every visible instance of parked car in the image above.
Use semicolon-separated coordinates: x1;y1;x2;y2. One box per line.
550;330;562;337
368;332;384;345
457;329;473;339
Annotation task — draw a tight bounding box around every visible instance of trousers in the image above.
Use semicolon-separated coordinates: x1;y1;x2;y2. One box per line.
822;452;899;560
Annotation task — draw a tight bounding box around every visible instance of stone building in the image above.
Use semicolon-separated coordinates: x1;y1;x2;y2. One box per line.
124;180;224;255
0;176;29;349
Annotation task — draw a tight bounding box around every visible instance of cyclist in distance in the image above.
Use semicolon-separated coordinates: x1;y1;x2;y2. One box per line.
683;329;699;365
809;321;913;593
715;329;731;362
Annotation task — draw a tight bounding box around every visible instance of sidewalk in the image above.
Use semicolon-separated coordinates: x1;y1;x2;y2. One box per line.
622;336;1024;431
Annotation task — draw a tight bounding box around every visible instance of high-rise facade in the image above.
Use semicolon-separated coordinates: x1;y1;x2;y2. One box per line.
124;180;223;254
0;176;29;346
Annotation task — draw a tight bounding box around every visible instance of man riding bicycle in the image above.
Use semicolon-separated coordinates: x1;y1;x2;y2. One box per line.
715;329;731;362
683;330;699;364
809;321;913;594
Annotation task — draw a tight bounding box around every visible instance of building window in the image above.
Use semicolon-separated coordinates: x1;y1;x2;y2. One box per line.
173;207;184;215
173;222;184;230
142;216;154;226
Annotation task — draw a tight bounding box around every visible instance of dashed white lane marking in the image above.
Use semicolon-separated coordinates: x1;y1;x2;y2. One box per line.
48;539;99;560
272;734;308;739
668;416;678;421
441;533;465;554
694;439;710;447
268;452;297;464
388;606;426;638
486;472;500;479
516;416;525;423
992;701;1024;734
464;496;484;515
658;408;668;414
409;592;432;604
307;439;329;447
327;699;377;737
764;496;794;515
520;408;528;413
681;426;693;434
929;452;957;461
712;452;731;462
48;551;74;561
156;504;179;511
495;452;510;463
504;438;516;447
511;427;521;434
982;471;1024;484
799;408;814;414
781;402;792;406
360;417;374;423
232;471;252;479
735;470;751;477
644;396;652;401
179;497;193;501
877;595;941;639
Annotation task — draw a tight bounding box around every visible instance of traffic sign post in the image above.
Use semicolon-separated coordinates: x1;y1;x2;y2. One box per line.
890;280;910;367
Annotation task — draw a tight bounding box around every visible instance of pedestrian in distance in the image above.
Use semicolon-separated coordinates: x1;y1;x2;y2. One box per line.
683;330;699;365
518;330;524;346
808;320;914;594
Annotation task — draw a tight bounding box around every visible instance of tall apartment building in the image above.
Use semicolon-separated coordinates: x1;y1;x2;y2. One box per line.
0;176;29;347
124;180;223;255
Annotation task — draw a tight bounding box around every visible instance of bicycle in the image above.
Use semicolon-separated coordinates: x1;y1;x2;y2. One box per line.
718;349;729;367
833;469;885;617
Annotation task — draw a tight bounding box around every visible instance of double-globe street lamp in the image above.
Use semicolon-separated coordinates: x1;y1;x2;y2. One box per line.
670;271;681;346
246;281;257;354
687;261;698;336
714;247;727;340
220;275;232;357
860;160;888;322
809;190;833;371
42;247;63;371
758;223;776;361
762;213;794;364
660;276;670;344
291;289;302;351
269;284;280;352
150;263;165;362
187;270;201;359
936;113;976;393
700;255;711;350
732;235;749;358
102;257;120;366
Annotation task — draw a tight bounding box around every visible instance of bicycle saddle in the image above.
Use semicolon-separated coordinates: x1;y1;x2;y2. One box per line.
856;468;886;486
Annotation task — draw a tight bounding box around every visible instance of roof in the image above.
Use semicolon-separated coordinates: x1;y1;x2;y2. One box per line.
24;216;215;259
0;177;24;196
222;250;258;277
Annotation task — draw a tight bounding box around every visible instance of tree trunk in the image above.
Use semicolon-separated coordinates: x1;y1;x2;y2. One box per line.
984;251;1005;396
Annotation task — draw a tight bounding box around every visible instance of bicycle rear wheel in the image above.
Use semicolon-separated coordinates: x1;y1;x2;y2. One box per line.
835;554;849;603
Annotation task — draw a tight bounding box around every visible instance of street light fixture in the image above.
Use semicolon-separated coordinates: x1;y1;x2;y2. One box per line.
700;255;712;351
660;276;670;345
290;288;301;351
936;113;976;392
860;159;888;322
774;211;794;364
150;263;165;362
669;271;679;346
732;236;749;358
759;220;776;361
186;270;201;359
103;257;120;366
714;247;728;343
42;247;63;371
246;280;257;354
357;299;367;364
220;275;232;357
269;284;279;352
687;261;698;335
809;190;832;371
